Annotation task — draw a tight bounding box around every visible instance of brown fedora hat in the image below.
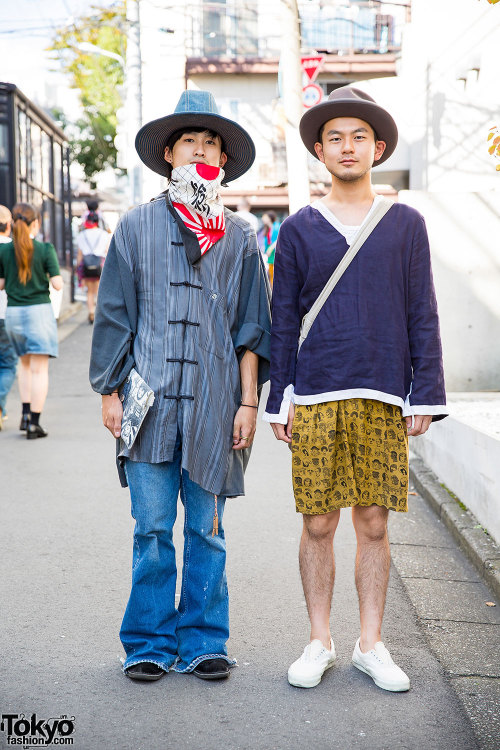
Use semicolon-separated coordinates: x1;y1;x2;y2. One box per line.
299;86;398;167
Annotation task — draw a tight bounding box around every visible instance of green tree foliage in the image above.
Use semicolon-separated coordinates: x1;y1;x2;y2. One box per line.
48;1;126;188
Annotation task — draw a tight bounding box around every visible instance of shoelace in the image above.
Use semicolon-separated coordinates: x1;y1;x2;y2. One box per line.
303;643;329;662
370;645;394;666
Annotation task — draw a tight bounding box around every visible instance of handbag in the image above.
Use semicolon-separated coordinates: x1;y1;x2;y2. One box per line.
297;197;393;353
119;368;155;450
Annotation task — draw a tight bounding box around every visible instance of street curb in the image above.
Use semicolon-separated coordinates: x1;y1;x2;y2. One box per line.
410;458;500;601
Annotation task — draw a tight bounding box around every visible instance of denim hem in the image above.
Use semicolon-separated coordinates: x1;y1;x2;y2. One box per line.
122;658;173;673
173;653;237;673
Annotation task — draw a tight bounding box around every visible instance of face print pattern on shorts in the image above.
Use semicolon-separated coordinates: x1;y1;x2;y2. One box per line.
291;398;409;515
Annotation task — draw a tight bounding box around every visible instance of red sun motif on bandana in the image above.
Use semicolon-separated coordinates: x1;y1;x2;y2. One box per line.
195;163;221;180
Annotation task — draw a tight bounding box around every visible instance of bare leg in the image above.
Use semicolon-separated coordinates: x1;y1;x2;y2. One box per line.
352;504;390;652
86;279;99;317
18;354;32;403
299;510;340;648
29;354;49;413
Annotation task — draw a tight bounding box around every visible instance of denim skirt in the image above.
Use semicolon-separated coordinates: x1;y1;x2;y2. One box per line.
5;303;58;358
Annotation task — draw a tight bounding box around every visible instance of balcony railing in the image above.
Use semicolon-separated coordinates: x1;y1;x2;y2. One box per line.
185;1;408;59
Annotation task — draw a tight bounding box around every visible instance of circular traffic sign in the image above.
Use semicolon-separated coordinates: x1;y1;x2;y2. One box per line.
303;83;323;109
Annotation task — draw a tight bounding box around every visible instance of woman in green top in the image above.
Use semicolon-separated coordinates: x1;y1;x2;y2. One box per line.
0;203;63;439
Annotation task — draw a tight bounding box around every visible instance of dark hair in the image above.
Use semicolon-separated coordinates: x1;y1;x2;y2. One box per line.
11;202;39;285
0;223;8;233
318;121;378;145
164;127;225;180
86;210;99;225
267;211;277;224
86;199;99;211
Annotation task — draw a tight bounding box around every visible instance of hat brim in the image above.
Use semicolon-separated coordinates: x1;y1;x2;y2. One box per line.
299;99;398;167
135;112;255;183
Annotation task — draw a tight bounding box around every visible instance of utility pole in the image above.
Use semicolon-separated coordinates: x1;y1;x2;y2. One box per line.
280;0;310;213
126;0;143;206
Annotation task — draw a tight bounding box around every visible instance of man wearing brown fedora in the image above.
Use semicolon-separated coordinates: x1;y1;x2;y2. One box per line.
265;87;446;691
90;90;271;682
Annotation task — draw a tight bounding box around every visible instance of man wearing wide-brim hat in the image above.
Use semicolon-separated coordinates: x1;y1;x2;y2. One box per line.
264;86;447;691
90;90;271;682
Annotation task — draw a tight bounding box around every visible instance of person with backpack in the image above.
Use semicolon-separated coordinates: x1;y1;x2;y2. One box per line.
264;87;447;692
0;202;63;439
77;210;110;324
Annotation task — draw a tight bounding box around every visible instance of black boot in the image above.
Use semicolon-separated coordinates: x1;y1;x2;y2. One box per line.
27;424;48;440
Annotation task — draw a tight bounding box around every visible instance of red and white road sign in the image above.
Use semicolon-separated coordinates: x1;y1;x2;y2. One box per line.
303;83;323;109
301;56;324;84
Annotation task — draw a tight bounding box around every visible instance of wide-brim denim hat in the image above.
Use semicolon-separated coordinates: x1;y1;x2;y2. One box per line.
135;90;256;183
300;86;398;166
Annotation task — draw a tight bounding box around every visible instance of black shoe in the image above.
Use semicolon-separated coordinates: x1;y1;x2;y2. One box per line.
125;662;166;681
20;414;30;431
193;658;230;681
26;423;48;440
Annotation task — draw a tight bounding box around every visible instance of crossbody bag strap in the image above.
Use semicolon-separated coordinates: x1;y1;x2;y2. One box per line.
298;197;394;353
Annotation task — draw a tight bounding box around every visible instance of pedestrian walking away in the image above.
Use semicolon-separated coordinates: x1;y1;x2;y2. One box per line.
260;211;281;287
90;89;271;683
234;197;259;233
264;86;447;692
77;209;111;324
0;205;18;429
0;202;63;439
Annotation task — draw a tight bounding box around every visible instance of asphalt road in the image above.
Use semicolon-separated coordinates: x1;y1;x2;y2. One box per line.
0;314;496;750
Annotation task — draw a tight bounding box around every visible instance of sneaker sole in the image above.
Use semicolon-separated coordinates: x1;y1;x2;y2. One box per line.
352;659;410;692
288;660;335;689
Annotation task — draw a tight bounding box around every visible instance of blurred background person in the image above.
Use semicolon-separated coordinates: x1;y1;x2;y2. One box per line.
77;209;110;324
0;205;18;430
0;203;63;439
81;198;110;233
234;197;258;233
261;211;281;287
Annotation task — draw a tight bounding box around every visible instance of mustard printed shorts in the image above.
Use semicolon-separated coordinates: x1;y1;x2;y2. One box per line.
291;398;409;515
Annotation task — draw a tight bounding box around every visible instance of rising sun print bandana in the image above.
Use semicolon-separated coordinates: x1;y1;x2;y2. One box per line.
169;163;226;256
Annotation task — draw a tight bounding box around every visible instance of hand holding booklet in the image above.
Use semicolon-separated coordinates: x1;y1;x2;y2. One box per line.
119;368;155;449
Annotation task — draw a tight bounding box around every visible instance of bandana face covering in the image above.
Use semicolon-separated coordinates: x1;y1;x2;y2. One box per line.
170;163;226;256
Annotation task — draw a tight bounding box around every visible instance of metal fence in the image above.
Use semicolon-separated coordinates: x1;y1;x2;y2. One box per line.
186;1;408;58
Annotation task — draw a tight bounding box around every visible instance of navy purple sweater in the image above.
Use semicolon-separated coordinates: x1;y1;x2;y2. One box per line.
263;201;447;424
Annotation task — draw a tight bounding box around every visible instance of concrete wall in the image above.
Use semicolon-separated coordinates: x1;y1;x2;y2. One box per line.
398;190;500;392
411;399;500;545
359;0;500;191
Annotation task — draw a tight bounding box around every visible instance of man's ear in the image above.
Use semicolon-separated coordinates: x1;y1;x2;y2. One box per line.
373;140;387;163
219;152;228;168
314;141;325;163
164;146;172;164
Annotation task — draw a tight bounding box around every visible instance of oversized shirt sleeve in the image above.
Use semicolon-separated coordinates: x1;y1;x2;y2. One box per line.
231;239;272;387
89;231;137;395
263;222;301;423
407;216;447;421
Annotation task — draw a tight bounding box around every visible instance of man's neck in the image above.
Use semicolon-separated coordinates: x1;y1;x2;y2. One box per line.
322;174;376;225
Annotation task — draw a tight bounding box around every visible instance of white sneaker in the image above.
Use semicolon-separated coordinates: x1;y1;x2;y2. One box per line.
352;639;410;692
288;639;336;688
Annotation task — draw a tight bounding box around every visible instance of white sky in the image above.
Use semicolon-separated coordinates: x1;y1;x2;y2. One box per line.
0;0;118;119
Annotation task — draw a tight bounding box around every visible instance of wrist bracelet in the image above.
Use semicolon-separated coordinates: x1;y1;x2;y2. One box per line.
240;403;258;408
